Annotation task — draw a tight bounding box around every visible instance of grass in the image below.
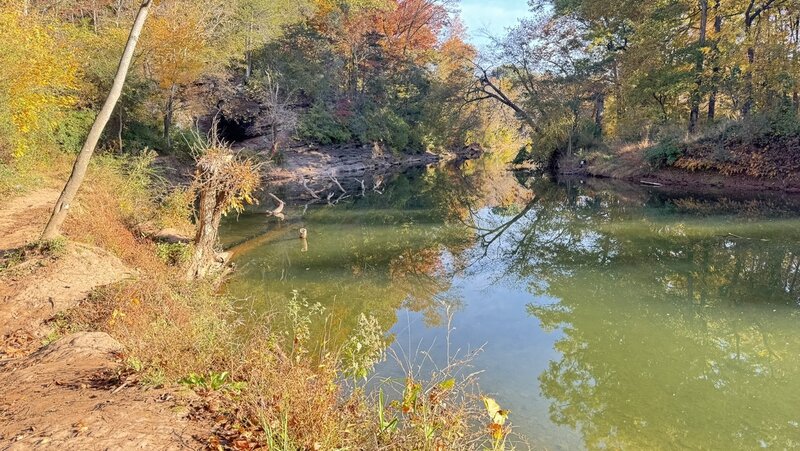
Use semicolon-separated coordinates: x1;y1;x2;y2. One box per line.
0;237;69;274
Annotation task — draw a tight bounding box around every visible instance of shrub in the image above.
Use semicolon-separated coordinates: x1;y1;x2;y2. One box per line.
53;110;96;153
350;108;414;152
645;138;684;168
155;242;192;266
298;103;351;145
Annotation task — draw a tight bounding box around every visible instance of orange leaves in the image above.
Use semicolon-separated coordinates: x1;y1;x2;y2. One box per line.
374;0;448;63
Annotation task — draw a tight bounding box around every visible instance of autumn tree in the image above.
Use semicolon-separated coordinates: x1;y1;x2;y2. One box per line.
0;3;79;158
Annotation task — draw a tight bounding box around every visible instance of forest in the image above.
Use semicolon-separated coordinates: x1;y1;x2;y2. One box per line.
2;0;800;449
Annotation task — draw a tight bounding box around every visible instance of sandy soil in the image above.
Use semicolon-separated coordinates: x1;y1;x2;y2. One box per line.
0;333;210;450
0;188;62;252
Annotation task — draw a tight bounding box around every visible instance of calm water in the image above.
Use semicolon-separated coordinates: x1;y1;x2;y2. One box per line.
222;162;800;449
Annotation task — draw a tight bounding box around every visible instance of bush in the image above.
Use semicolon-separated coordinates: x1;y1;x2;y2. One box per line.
645;138;684;168
53;110;95;153
155;242;192;266
298;103;351;145
350;108;414;152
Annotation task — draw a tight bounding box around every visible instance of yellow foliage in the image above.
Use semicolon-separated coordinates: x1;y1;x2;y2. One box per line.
0;6;79;158
141;4;210;90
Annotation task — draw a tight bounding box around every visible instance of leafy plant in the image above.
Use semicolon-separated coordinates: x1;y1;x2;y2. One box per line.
179;371;246;394
482;396;511;451
341;313;386;382
297;103;351;145
155;242;191;266
644;138;684;168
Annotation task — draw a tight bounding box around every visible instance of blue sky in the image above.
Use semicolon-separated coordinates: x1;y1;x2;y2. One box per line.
458;0;530;48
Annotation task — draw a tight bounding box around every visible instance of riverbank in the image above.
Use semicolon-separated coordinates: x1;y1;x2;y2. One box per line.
559;129;800;194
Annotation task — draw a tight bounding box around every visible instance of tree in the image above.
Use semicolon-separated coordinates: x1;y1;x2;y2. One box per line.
0;3;79;158
186;142;261;280
42;0;153;240
141;3;209;149
235;0;311;79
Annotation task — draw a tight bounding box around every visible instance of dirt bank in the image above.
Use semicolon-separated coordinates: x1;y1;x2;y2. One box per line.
0;190;212;450
0;333;210;450
560;137;800;194
237;138;482;193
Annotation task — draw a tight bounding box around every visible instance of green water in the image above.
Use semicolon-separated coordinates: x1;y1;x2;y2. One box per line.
222;162;800;449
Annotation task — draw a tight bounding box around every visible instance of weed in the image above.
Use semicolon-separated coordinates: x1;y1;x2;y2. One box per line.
180;371;246;394
155;242;191;266
342;313;386;382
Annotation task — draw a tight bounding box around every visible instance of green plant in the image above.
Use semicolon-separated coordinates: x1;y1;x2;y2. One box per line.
644;138;684;168
286;290;325;357
53;109;95;153
2;237;69;273
482;396;511;451
262;411;297;451
350;107;414;152
179;371;246;394
342;313;386;382
155;242;191;266
377;389;399;435
297;103;351;145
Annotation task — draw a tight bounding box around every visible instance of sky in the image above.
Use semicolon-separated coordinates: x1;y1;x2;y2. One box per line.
458;0;530;49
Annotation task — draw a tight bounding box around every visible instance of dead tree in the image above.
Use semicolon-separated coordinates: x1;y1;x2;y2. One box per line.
186;144;261;280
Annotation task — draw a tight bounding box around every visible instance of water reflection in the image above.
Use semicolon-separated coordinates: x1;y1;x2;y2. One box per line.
224;164;800;449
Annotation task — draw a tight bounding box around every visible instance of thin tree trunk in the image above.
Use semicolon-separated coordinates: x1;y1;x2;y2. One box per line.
164;84;176;150
245;23;253;79
118;106;123;151
689;0;708;133
708;0;722;120
41;0;153;240
593;92;605;136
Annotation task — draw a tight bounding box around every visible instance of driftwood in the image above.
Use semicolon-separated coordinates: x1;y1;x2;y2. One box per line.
329;174;347;193
265;193;286;220
302;178;322;199
639;180;663;187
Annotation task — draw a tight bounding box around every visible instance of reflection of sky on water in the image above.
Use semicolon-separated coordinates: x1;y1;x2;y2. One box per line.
376;205;583;449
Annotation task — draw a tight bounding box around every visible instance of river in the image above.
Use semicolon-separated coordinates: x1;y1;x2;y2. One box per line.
221;160;800;449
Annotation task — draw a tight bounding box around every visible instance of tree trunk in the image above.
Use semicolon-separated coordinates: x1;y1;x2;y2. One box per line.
245;23;253;80
612;58;623;123
42;0;153;241
186;188;225;280
164;84;176;150
707;0;722;120
117;106;123;151
742;0;762;117
689;0;708;133
593;92;605;136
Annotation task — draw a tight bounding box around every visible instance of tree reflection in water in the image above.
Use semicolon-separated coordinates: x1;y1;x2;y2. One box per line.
471;177;800;449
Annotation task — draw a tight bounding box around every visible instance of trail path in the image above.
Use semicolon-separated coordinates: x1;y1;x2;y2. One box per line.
0;190;212;450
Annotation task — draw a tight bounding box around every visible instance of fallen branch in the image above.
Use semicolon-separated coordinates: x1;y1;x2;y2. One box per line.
329;173;347;193
301;178;321;199
265;193;285;220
